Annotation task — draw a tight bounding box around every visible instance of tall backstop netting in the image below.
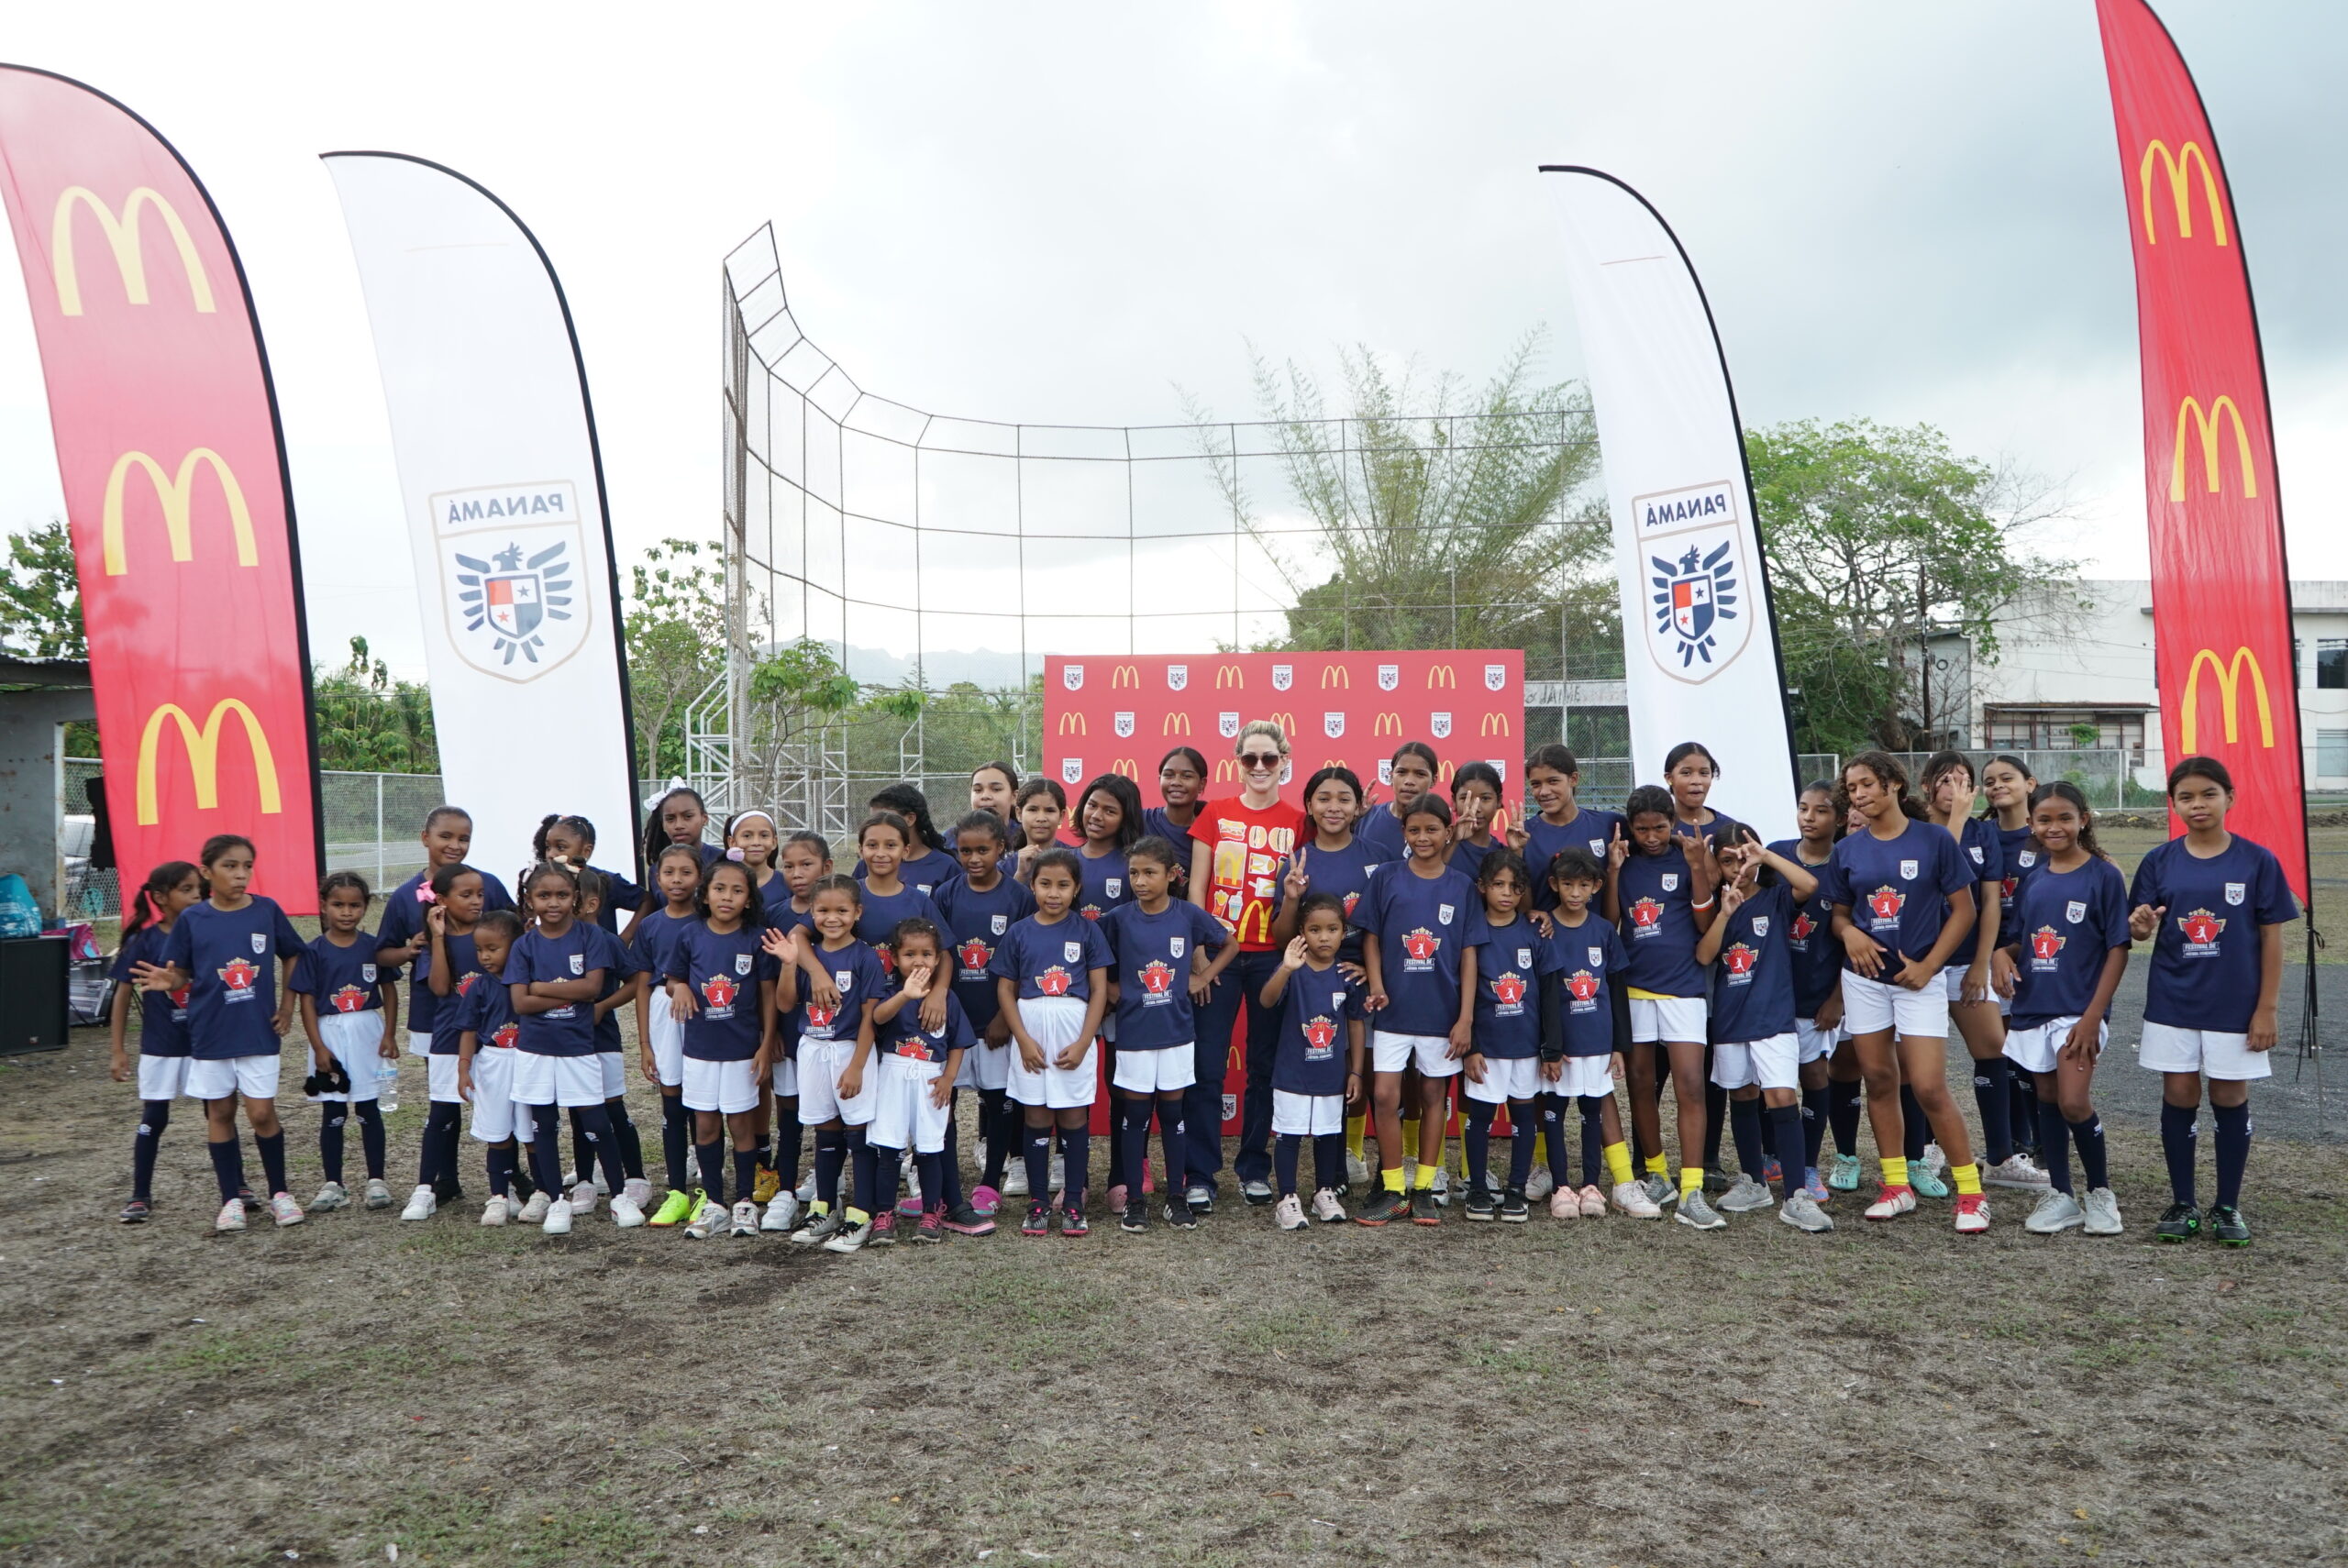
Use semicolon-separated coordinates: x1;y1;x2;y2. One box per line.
713;225;1615;835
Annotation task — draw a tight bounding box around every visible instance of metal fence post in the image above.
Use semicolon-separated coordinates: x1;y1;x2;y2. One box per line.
375;773;384;889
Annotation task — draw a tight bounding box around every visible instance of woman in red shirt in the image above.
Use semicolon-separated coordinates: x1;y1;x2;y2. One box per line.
1184;719;1310;1210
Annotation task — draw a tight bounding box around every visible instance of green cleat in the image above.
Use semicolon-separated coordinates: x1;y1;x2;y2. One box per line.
647;1187;697;1228
2154;1201;2201;1243
2210;1205;2251;1247
1826;1154;1862;1192
1909;1161;1951;1200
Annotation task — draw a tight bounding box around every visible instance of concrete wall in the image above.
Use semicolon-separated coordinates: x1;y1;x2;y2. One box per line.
0;690;93;921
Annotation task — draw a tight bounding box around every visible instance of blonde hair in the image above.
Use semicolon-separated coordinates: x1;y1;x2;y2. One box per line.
1235;718;1290;756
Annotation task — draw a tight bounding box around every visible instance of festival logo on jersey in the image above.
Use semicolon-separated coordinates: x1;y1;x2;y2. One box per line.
1167;664;1188;691
1865;886;1905;930
1139;959;1176;1003
2028;925;2066;971
1789;909;1815;950
217;955;260;999
956;937;992;979
1036;965;1073;997
2178;908;2225;957
1272;664;1293;690
805;1000;840;1032
491;1021;519;1049
1722;942;1758;983
1491;971;1527;1015
455;971;480;995
1401;928;1440;970
1303;1013;1338;1059
1080;903;1104;922
2000;874;2021;903
168;983;191;1015
1343;890;1361;918
328;983;371;1013
1630;896;1664;933
1379;664;1399;691
1566;969;1600;1010
701;971;738;1019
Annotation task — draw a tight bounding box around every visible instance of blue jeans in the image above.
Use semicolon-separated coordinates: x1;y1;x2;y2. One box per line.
1183;949;1288;1188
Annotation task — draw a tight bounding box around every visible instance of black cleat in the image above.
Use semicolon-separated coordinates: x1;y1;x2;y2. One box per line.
1499;1187;1531;1222
1121;1199;1149;1234
1163;1198;1200;1230
1356;1188;1412;1227
119;1198;152;1224
2154;1201;2203;1243
1463;1183;1497;1222
2210;1205;2251;1247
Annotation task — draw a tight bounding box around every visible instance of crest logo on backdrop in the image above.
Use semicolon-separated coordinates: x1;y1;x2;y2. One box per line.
1063;664;1083;690
1635;480;1749;681
437;480;588;679
1167;664;1187;691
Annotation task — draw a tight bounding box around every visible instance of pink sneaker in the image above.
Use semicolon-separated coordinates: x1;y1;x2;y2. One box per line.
1140;1163;1155;1195
1577;1184;1607;1219
1549;1187;1578;1220
895;1195;923;1218
970;1184;1001;1217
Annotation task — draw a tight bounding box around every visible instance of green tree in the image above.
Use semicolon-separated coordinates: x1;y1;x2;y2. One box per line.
0;519;84;659
625;538;727;780
1189;332;1611;678
311;636;438;772
1745;417;2081;755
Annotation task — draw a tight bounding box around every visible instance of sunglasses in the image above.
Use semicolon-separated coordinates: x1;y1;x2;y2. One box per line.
1238;752;1283;768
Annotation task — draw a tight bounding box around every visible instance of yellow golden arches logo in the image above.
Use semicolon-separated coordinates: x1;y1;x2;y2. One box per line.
1056;712;1087;736
2179;646;2274;753
1373;711;1403;735
1161;712;1191;736
1213;757;1241;782
1111;757;1140;779
1266;712;1296;736
1213;663;1245;690
1480;712;1512;737
51;186;216;316
1320;665;1350;690
2171;395;2257;502
102;448;257;577
1111;664;1140;690
2139;140;2229;248
1427;665;1456;689
136;698;282;825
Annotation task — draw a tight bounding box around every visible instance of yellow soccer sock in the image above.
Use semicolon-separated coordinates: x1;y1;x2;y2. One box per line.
845;1206;869;1225
1644;1152;1668;1177
1382;1165;1406;1194
1346;1113;1366;1161
809;1198;829;1217
1951;1162;1982;1197
1603;1141;1634;1187
1532;1131;1548;1170
1880;1156;1909;1189
1412;1161;1437;1191
1679;1164;1704;1198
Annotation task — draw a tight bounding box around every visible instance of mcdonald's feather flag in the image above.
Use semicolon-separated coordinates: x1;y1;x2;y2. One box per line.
0;66;322;913
2095;0;2309;900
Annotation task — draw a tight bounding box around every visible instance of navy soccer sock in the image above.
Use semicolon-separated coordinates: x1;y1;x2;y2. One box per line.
1158;1100;1187;1198
1463;1099;1496;1191
1059;1124;1090;1209
813;1126;847;1211
606;1097;644;1183
1507;1110;1537;1192
1274;1132;1301;1198
1702;1077;1728;1170
486;1142;515;1199
574;1104;625;1193
1972;1055;2014;1166
2160;1100;2198;1205
848;1128;876;1216
1828;1077;1862;1156
734;1146;759;1205
2213;1099;2251;1209
254;1131;288;1198
1800;1084;1829;1170
1728;1094;1766;1176
132;1099;171;1202
207;1137;243;1203
871;1143;902;1214
528;1105;566;1197
354;1098;386;1180
1768;1102;1806;1198
2039;1097;2073;1194
660;1094;692;1190
2070;1112;2109;1193
1313;1132;1345;1194
979;1088;1011;1188
771;1097;803;1190
698;1139;727;1207
1577;1095;1607;1187
1119;1099;1155;1203
319;1109;347;1186
1899;1084;1928;1162
1023;1125;1052;1205
916;1149;947;1213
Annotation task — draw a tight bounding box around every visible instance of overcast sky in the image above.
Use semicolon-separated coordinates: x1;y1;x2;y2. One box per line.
0;1;2340;679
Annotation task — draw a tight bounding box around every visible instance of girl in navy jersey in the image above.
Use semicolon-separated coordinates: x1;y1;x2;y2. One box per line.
293;872;397;1215
714;812;784;1206
1515;745;1625;912
1992;783;2131;1237
1142;746;1209;876
505;862;617;1235
855;918;975;1244
574;872;649;1222
374;807;516;1075
1459;850;1557;1222
533;814;641;933
1922;751;2042;1195
1540;848;1639;1218
450;910;524;1222
110;861;203;1223
866;784;961;897
1073;773;1142;923
631;845;705;1226
770;876;890;1250
1261;892;1366;1229
1011;777;1069;884
990;848;1113;1237
666;858;781;1239
134;834;307;1231
760;830;832;1227
1822;752;1988;1231
1606;785;1720;1221
854;812;957;981
1778;784;1855;1198
939;811;1034;1224
1694;829;1826;1231
641;786;722;873
1358;741;1439;863
1446;763;1504;882
1980;754;2045;1159
1102;835;1233;1231
1357;795;1486;1226
1661;743;1735;1184
1268;766;1387;1182
402;863;486;1221
969;762;1019;826
2129;756;2298;1246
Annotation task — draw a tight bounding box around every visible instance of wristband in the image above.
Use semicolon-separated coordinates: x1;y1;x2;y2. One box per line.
1691;895;1716;911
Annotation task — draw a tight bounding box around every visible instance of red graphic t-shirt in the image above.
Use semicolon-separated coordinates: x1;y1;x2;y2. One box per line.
1189;796;1307;952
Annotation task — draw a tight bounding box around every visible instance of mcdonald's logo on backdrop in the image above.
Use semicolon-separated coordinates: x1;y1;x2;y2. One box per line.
1215;663;1244;690
1374;712;1403;736
1112;757;1139;779
1267;712;1296;736
1058;712;1087;736
1437;760;1457;782
1427;665;1456;689
136;698;282;825
50;186;216;316
102;448;257;577
2179;646;2275;752
2171;395;2257;501
1480;713;1512;737
1213;758;1241;782
2139;140;2229;247
1321;665;1349;690
1111;663;1140;689
1162;712;1191;736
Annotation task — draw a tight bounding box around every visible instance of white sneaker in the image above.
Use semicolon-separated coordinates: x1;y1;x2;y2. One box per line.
822;1216;873;1253
214;1197;246;1232
569;1181;598;1216
363;1177;394;1209
1430;1165;1451;1206
309;1180;349;1211
542;1198;573;1236
1984;1153;2052;1189
1674;1189;1727;1231
515;1190;551;1225
729;1199;759;1237
1864;1185;1918;1221
684;1198;728;1239
1002;1163;1031;1198
622;1176;654;1209
2081;1187;2123;1236
1719;1175;1776;1213
589;1169;610;1197
1522;1166;1553;1202
1047;1155;1065;1194
761;1193;801;1232
1921;1142;1948;1175
1311;1187;1346;1223
794;1171;817;1203
1346;1151;1369;1187
1778;1191;1834;1232
610;1193;647;1228
1273;1193;1309;1231
2025;1188;2084;1234
399;1186;437;1222
480;1196;510;1226
1611;1179;1663;1220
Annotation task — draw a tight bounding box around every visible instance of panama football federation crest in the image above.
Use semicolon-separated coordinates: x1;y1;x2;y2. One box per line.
1899;859;1919;881
437;480;590;681
1430;712;1452;739
991;914;1009;935
735;952;754;975
1324;712;1345;739
2066;900;2087;925
2225;881;2245;906
1169;937;1186;958
1272;663;1293;690
1062;756;1083;785
1650;540;1740;671
1379;663;1399;691
1485;663;1505;691
1167;663;1188;691
1634;481;1752;683
249;932;268;955
1113;712;1135;738
1063;663;1083;690
1219;712;1240;738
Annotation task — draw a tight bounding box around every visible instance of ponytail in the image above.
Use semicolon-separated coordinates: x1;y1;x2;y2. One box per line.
124;860;200;943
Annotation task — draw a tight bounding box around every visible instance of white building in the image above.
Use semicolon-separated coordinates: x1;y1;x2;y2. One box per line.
1941;579;2348;790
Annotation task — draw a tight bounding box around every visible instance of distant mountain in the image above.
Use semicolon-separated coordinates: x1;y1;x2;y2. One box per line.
827;644;1036;690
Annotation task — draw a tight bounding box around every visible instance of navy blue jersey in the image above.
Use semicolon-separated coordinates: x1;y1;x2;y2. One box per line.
628;907;697;988
1709;882;1797;1045
1448;836;1497;881
877;984;976;1065
667;919;776;1063
1270;960;1364;1097
1101;899;1225;1050
2128;835;2298;1033
1670;810;1741;845
451;962;518;1053
418;932;483;1057
1771;840;1842;1019
1471;917;1556;1060
858;845;960;900
854;883;956;975
2008;856;2131;1027
586;923;637;1053
1545;914;1626;1059
504;922;604;1057
112;923;190;1056
291;932;386;1018
1141;807;1200;856
1995;822;2035;919
1357;803;1411;863
1355;862;1487;1036
936;875;1036;1031
375;867;514;1032
989;912;1113;1004
1523;809;1624;911
1821;818;1974;968
582;862;642;933
1615;843;1707;998
1269;834;1387;963
1074;845;1133;924
159;897;305;1060
1948;816;2003;895
791;939;889;1048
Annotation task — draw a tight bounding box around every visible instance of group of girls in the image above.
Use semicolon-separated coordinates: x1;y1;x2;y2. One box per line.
105;723;2295;1249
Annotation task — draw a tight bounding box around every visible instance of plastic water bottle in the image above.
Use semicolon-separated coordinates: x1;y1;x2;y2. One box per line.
375;1053;400;1114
